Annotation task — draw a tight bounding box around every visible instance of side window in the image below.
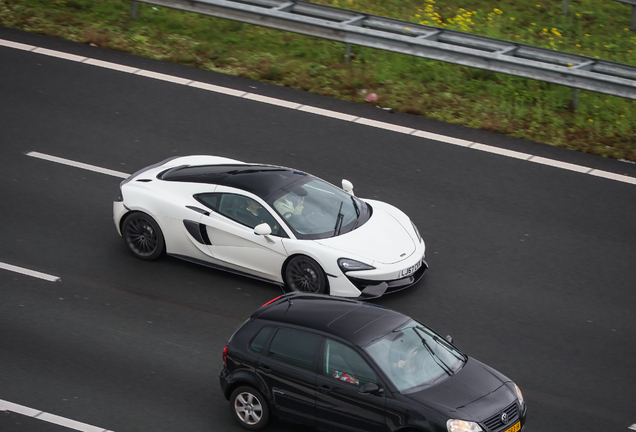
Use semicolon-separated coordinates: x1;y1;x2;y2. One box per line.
324;339;377;386
199;193;286;237
268;328;320;371
195;193;221;212
250;326;273;353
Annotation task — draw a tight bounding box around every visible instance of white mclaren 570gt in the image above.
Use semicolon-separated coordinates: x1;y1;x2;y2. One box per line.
113;155;427;298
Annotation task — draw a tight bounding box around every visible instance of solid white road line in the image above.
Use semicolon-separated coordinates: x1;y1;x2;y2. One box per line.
0;399;114;432
2;37;636;186
0;262;60;282
27;151;129;178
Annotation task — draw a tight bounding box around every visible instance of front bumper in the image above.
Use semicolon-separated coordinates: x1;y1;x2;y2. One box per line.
350;259;428;299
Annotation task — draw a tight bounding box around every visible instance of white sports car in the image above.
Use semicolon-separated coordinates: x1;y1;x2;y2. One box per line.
113;155;427;298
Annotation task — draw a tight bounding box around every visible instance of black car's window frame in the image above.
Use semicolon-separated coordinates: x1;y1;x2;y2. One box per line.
263;327;321;372
321;338;378;387
249;325;275;354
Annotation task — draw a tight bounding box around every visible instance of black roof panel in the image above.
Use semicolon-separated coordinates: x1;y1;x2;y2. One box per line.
254;293;410;347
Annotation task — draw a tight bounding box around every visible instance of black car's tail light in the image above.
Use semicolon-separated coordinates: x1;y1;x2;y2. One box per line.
223;345;228;366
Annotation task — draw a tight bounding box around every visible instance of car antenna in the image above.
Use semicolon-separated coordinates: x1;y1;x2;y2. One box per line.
279;284;293;309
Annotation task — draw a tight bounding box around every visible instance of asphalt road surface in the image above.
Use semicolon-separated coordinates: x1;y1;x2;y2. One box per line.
1;26;635;432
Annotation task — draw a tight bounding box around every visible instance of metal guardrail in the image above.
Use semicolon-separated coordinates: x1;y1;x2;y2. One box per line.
131;0;636;101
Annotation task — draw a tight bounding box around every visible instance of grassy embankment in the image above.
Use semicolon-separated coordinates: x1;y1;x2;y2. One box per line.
1;0;635;161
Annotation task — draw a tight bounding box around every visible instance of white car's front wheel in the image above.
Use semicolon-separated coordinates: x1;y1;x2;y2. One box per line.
285;255;327;294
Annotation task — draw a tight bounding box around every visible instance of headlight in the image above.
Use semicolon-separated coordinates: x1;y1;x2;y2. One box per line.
447;419;483;432
513;382;524;404
338;258;375;272
411;220;422;243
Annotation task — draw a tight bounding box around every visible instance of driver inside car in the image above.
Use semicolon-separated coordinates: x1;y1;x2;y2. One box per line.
274;193;304;218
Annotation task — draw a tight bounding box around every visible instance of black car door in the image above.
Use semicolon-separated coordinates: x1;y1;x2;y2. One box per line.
257;327;320;428
315;338;386;432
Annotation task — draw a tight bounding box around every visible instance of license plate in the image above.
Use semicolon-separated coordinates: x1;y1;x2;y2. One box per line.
503;422;521;432
400;260;422;277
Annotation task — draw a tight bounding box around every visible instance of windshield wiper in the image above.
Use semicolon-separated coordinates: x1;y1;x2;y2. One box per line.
414;328;454;376
350;196;360;217
334;201;344;236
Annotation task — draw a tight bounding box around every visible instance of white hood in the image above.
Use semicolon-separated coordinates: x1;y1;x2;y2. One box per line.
314;206;416;265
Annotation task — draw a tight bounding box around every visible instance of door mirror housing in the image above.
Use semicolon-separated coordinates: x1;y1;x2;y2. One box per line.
445;335;453;344
342;179;354;195
254;223;272;236
359;382;383;395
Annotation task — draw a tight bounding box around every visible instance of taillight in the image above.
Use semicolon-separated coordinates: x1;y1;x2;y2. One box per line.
261;295;281;307
223;345;228;366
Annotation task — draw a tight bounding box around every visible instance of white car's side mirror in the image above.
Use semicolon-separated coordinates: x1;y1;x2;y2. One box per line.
342;179;354;196
254;223;272;236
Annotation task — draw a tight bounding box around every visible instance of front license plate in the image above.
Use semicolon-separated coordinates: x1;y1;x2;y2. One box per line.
400;260;422;277
503;422;521;432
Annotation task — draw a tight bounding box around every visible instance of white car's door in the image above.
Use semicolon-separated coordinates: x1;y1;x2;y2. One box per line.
197;193;289;281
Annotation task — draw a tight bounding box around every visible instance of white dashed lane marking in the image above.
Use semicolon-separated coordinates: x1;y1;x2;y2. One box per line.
0;262;60;282
2;38;636;186
0;399;114;432
27;152;129;178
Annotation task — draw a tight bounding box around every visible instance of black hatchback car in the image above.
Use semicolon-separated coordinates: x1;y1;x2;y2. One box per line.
219;293;527;432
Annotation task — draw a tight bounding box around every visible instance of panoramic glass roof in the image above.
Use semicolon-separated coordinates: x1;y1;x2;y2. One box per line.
159;164;308;200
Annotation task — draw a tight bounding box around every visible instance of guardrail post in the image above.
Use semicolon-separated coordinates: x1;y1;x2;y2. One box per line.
344;43;351;63
563;0;568;16
131;0;138;18
572;88;579;111
632;5;636;30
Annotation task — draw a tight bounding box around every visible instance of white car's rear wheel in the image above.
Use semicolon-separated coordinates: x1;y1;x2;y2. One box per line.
122;212;165;261
285;255;326;294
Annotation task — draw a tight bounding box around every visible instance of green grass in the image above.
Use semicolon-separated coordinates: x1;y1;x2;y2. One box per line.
1;0;636;161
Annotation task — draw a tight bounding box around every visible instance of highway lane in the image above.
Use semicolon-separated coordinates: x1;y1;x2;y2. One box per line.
1;26;636;431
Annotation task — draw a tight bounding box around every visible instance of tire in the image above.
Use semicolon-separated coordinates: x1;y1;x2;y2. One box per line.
121;212;165;261
285;255;327;294
230;386;270;431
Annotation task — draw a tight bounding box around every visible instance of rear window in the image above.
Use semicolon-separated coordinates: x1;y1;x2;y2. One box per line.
250;326;273;353
268;328;320;371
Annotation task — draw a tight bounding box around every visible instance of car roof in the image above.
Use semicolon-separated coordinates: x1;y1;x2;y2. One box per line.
252;293;411;347
158;164;309;200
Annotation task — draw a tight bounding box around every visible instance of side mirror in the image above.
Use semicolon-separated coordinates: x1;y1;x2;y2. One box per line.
342;179;354;195
445;335;453;344
254;223;272;236
359;382;383;395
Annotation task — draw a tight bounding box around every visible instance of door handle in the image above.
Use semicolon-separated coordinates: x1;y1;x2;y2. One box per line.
260;365;272;374
319;385;332;394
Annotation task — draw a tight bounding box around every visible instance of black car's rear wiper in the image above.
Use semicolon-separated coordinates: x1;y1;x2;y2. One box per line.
334;201;344;236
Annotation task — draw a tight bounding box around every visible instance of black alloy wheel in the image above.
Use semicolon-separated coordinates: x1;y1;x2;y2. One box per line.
285;255;326;294
122;212;165;261
230;386;270;431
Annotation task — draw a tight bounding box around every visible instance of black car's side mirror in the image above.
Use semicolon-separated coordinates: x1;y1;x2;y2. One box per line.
445;335;453;344
359;383;384;395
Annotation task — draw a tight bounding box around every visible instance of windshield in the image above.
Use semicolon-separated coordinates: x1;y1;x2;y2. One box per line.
267;178;370;239
365;320;465;393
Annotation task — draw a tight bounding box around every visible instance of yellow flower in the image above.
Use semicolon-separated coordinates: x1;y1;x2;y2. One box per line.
589;119;593;122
